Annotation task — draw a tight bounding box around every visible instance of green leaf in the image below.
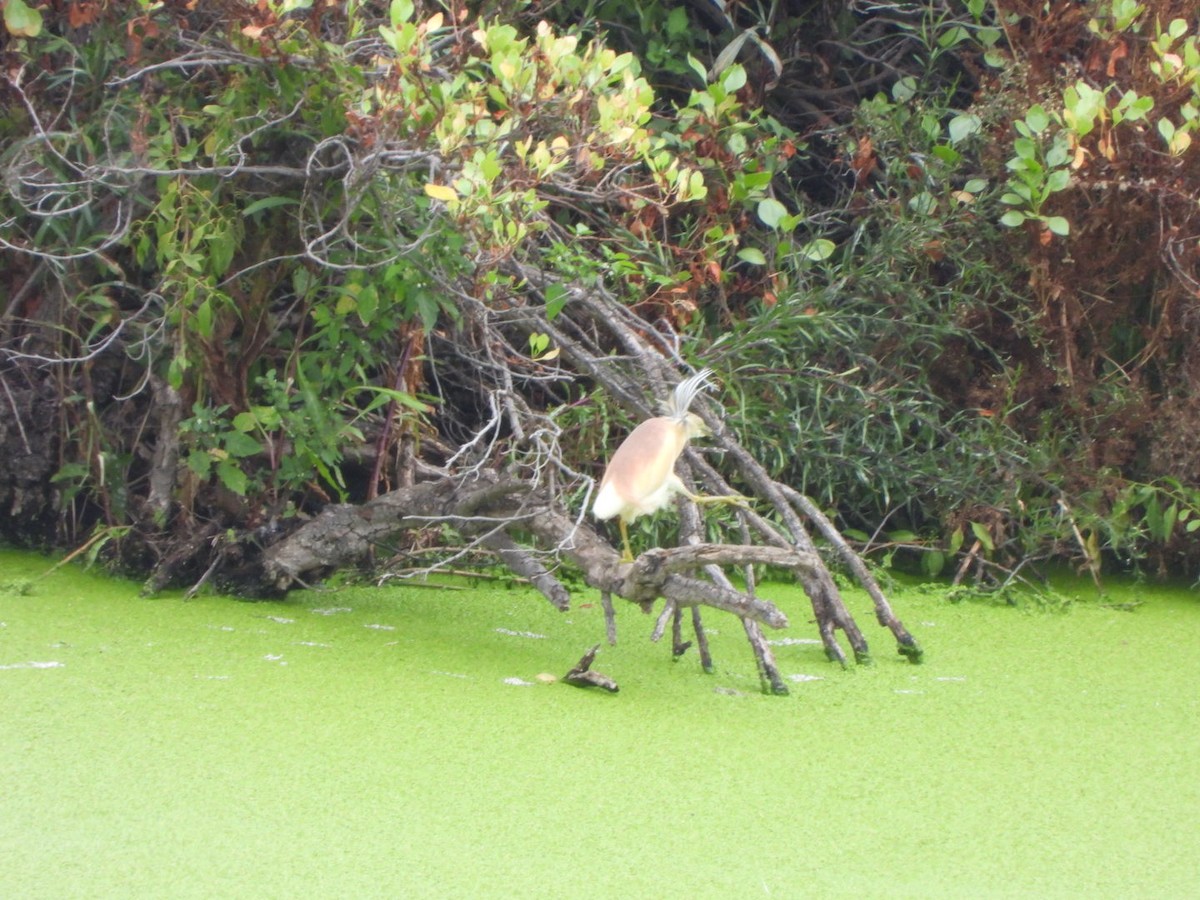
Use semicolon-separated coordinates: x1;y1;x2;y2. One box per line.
544;283;569;320
1045;169;1071;192
937;25;969;49
1116;91;1154;122
3;0;43;37
737;247;768;266
335;290;357;317
255;405;283;430
50;462;91;484
685;54;709;85
970;521;995;552
1145;495;1164;540
194;299;215;339
356;284;379;326
390;0;414;26
232;411;259;433
948;113;981;145
932;145;962;165
756;197;788;229
185;449;213;478
1044;216;1070;236
922;549;947;578
722;64;747;93
216;459;249;495
241;196;298;218
206;232;235;278
223;431;263;458
1025;105;1050;133
999;210;1027;227
800;238;836;262
892;76;917;103
665;6;689;38
234;407;282;432
167;357;189;391
1009;181;1035;202
948;526;965;555
1013;137;1038;160
908;192;937;215
412;290;441;331
1164;503;1180;536
350;386;432;414
1044;143;1070;168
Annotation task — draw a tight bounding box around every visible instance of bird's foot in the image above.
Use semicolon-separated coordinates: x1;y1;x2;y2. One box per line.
693;492;751;510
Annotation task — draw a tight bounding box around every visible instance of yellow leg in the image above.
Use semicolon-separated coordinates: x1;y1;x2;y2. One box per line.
618;518;634;563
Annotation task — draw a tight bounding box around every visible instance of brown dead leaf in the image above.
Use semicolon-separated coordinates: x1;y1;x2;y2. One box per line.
1106;39;1127;77
851;135;876;186
126;15;160;63
68;2;100;28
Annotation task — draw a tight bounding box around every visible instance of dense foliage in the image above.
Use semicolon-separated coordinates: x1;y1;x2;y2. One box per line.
0;0;1197;587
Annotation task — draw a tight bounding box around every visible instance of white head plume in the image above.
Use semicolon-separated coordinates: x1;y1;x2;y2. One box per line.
665;368;714;422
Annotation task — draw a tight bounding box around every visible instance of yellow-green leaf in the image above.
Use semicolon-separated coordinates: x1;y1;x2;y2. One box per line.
423;183;457;202
4;0;42;37
969;521;995;552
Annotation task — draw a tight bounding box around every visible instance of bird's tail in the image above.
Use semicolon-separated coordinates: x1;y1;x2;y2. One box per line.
666;368;714;421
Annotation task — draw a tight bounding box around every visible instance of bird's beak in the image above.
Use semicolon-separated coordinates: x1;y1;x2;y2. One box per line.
686;413;711;440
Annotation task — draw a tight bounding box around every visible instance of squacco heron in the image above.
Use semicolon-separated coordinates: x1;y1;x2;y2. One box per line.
592;368;745;561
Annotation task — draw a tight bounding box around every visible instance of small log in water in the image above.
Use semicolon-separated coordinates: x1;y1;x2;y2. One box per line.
562;644;618;693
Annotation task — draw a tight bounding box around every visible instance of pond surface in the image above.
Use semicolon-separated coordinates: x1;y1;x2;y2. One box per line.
2;549;1198;897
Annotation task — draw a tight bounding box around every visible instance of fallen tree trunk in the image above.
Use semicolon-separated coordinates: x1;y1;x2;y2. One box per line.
260;470;794;630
